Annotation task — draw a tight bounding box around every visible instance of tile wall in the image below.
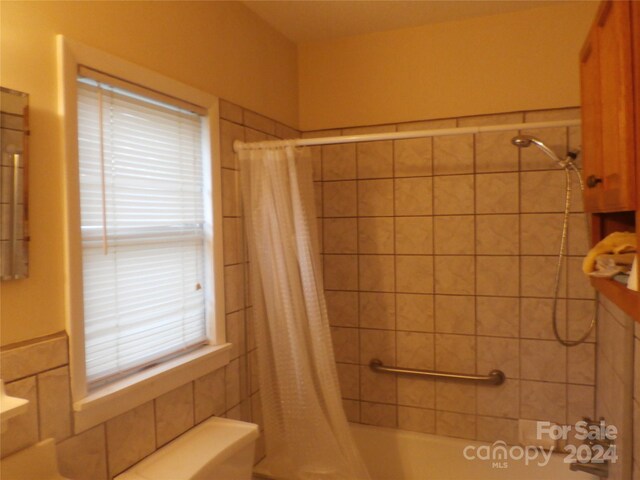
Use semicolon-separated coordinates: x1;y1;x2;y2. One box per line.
0;100;298;479
595;296;635;480
310;108;599;444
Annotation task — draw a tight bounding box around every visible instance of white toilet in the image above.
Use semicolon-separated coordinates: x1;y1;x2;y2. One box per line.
116;417;260;480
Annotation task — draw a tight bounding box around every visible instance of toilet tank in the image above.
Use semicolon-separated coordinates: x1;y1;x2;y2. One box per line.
116;417;259;480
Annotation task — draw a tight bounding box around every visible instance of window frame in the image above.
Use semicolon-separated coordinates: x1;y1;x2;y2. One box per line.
57;36;229;433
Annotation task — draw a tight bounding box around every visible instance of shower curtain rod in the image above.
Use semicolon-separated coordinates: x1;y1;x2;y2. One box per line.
233;119;581;152
233;120;581;152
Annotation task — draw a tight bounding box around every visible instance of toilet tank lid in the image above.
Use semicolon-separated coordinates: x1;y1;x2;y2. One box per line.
115;417;259;480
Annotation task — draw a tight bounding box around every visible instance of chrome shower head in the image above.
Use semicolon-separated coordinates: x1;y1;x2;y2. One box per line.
511;135;564;165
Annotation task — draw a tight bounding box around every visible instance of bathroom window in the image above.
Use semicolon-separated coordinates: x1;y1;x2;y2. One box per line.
59;37;228;430
76;69;212;388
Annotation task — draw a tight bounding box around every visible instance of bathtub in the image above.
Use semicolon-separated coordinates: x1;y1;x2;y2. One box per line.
254;423;597;480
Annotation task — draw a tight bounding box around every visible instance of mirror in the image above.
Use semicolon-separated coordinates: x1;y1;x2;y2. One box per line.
1;87;29;280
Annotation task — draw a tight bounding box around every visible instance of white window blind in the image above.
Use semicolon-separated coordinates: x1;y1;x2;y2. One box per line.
77;74;208;388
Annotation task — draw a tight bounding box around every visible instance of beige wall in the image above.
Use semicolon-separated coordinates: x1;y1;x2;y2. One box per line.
0;1;298;346
298;3;598;131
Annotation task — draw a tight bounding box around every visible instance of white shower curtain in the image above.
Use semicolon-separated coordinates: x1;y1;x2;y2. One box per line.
239;145;370;480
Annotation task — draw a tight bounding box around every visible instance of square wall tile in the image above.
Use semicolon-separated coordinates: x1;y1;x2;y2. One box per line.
476;256;520;297
323;181;357;217
436;411;476;440
325;291;358;327
357;141;393;178
396;255;433;294
359;255;395;292
1;334;68;382
396;294;434;332
359;179;394;216
476;296;519;338
324;218;358;254
322;144;356;180
221;169;240;217
155;383;195;447
331;327;359;364
38;366;72;442
433;134;474;175
399;406;436;434
106;402;156;476
434;295;475;334
223;217;244;266
521;214;564;255
477;380;520;419
398;377;435;409
520;170;566;213
568;213;590;256
475;130;519;173
226;310;245;360
336;363;359;400
567;343;595;386
397;331;434;369
224;264;244;313
360;365;397;404
433;175;474;215
194;368;226;423
520;297;566;340
435;382;476;414
358;217;394;254
394;138;432;177
395;216;433;255
520;256;566;298
224;358;242;409
567;299;597;342
359;292;395;330
520;339;567;383
475;214;519;255
57;425;108;480
520;380;566;424
476;416;519;445
360;329;396;365
434;256;474;295
475;173;519;214
477;336;519;379
361;402;397;428
434;216;474;255
324;255;358;290
435;333;476;374
395;177;433;215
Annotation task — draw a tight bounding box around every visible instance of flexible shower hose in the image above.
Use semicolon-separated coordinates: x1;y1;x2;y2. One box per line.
550;159;597;347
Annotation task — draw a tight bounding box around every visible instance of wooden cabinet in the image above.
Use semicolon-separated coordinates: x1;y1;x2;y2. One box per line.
580;0;636;213
580;0;640;321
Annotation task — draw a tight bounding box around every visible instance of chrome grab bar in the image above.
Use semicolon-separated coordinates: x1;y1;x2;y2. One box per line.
369;359;506;386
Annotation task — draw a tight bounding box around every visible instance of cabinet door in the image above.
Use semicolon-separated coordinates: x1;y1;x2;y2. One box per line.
594;0;636;212
580;26;603;212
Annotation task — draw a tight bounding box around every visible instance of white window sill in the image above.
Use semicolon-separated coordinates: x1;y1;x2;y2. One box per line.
73;343;231;433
